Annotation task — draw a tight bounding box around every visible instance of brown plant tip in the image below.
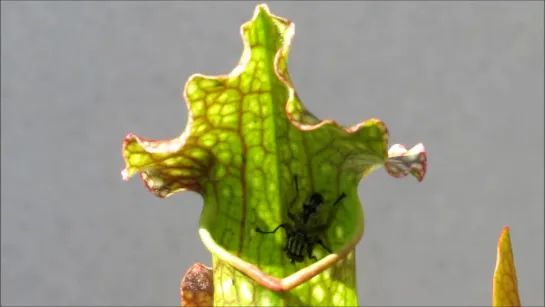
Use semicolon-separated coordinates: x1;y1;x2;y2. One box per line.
181;263;214;307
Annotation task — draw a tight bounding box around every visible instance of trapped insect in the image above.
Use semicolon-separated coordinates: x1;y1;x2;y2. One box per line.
255;175;347;264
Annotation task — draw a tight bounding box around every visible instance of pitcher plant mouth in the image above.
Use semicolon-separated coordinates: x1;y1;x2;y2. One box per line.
121;3;427;306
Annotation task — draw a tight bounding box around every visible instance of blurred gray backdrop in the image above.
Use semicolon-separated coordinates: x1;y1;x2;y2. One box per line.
1;1;543;306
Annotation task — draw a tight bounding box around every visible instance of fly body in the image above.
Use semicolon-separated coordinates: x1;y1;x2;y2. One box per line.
301;192;324;223
284;231;308;263
255;175;347;264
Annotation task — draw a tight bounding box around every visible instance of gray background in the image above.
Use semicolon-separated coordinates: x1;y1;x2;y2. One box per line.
1;1;543;306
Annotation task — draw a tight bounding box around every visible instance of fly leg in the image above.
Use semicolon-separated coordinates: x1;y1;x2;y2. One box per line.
289;175;300;206
307;245;318;262
287;175;300;222
324;192;347;226
255;223;288;234
332;192;347;207
288;212;297;222
315;238;333;254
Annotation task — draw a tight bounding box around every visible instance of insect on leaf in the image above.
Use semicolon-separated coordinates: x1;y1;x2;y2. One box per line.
121;4;427;306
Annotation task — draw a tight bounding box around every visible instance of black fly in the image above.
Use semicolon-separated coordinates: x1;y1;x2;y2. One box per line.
255;175;347;264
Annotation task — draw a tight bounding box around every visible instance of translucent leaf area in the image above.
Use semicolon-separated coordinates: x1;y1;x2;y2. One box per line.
122;4;427;306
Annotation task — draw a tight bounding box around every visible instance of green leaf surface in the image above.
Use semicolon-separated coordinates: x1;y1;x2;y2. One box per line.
122;4;427;306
